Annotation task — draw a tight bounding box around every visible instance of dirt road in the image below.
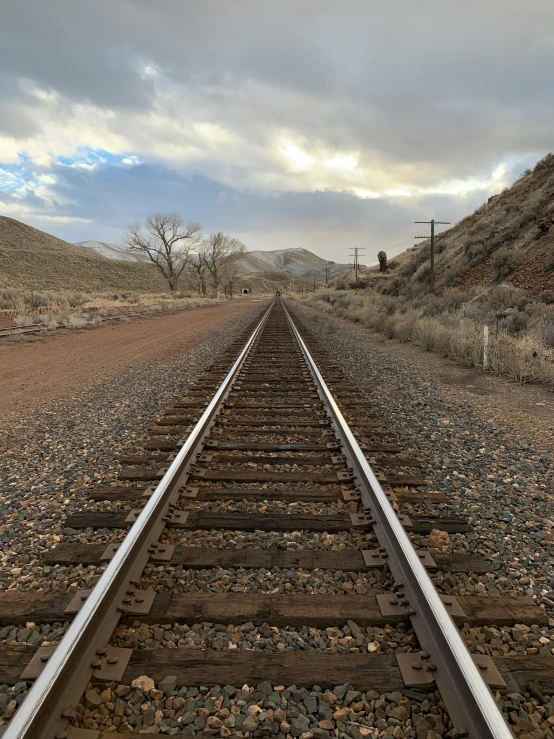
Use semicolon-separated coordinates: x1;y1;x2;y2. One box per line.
0;301;257;419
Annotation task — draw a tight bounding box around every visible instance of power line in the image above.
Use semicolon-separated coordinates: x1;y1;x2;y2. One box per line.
414;219;450;293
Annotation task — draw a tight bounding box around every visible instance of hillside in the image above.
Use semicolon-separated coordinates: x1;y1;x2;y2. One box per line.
0;218;168;292
75;240;150;263
385;154;554;297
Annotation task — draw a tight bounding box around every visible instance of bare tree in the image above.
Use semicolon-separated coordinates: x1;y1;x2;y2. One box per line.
223;274;240;299
201;232;246;296
187;255;209;296
124;213;202;292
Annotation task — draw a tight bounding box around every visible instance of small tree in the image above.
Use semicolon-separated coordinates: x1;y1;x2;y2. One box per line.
378;250;388;272
223;274;239;299
201;232;246;295
124;213;202;292
187;255;209;296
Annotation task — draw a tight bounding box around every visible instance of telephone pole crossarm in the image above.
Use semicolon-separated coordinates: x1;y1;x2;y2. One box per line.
413;219;450;293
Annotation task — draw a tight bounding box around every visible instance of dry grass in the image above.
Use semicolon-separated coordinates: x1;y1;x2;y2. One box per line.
2;288;224;332
1;289;221;317
297;286;554;388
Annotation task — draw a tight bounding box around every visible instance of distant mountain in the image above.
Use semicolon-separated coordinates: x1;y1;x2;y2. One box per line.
74;242;355;280
75;240;150;263
233;247;355;280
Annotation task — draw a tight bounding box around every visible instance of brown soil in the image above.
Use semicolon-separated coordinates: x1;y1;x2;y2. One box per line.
0;301;256;420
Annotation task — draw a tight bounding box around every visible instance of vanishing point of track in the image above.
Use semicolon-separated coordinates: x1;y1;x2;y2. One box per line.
3;298;543;738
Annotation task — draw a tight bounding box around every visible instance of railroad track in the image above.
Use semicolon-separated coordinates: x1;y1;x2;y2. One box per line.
0;324;48;338
0;298;550;738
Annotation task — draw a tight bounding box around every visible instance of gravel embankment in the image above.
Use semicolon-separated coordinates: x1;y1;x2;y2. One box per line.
3;301;554;737
290;302;554;610
0;303;263;595
290;301;554;737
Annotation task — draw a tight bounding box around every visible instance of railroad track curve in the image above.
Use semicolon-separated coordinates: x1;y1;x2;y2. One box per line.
1;297;547;739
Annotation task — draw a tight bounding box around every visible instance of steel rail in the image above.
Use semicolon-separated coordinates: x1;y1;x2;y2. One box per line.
282;301;512;739
6;300;274;739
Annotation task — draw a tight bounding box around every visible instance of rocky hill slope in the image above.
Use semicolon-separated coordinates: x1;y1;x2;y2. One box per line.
0;218;167;291
386;154;554;297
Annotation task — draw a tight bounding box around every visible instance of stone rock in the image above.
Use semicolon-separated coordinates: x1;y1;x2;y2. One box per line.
85;689;101;707
257;680;273;695
132;675;155;693
158;676;177;694
428;529;451;548
319;720;335;730
333;684;349;700
291;718;309;736
389;705;408;721
242;715;258;731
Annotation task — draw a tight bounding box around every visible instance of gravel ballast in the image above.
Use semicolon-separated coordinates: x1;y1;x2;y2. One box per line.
290;301;554;612
0;303;263;595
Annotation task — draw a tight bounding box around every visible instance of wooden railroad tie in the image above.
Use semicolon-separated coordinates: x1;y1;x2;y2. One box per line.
2;644;554;695
45;545;491;573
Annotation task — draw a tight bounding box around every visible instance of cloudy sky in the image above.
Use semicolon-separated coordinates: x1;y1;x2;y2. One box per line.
1;1;553;263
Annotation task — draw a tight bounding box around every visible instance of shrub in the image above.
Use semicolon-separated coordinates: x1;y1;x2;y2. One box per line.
491;248;522;282
441;287;467;310
65;314;87;329
415;263;431;283
534;153;554;172
539;290;554;304
377;275;408;297
24;292;48;309
400;261;418;278
505;311;530;336
66;292;88;308
545;250;554;272
443;267;460;286
516;209;536;230
14;315;34;327
542;320;554;348
468;242;492;268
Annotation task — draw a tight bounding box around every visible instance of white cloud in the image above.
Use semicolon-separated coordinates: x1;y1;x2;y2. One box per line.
120;155;142;166
417;162;508;197
0;71;522;207
0;197;90;223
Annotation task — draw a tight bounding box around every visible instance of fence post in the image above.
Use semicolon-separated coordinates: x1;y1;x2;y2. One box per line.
483;325;489;369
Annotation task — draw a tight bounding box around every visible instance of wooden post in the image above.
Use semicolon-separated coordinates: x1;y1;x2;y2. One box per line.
483;325;489;369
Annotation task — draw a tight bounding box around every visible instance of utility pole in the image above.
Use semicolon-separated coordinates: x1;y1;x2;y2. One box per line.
414;219;450;293
313;272;316;291
348;247;366;280
325;262;328;284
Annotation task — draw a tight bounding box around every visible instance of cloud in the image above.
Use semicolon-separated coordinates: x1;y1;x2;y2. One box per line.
0;0;552;260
